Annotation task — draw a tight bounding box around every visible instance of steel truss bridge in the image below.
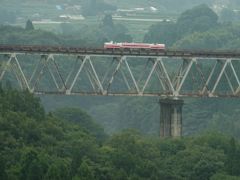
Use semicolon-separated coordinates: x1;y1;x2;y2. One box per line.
1;45;240;98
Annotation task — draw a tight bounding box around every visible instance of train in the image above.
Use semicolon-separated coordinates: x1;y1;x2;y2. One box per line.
104;41;165;50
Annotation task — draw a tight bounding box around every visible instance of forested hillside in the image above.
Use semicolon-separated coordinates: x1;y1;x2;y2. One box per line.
0;14;131;48
144;4;240;49
1;88;240;179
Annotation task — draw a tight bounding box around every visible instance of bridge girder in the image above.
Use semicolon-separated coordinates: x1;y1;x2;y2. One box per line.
0;51;240;98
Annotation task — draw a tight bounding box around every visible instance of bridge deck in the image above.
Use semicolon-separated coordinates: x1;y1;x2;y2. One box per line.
0;45;240;58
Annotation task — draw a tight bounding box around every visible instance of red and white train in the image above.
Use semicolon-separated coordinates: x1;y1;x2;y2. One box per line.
104;41;165;50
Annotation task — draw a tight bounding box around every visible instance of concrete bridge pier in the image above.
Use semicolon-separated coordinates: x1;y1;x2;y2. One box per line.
159;98;184;137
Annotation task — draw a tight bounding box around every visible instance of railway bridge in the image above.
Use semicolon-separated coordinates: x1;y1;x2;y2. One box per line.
1;45;240;137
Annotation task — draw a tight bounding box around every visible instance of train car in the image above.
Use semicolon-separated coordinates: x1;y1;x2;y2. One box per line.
104;41;165;50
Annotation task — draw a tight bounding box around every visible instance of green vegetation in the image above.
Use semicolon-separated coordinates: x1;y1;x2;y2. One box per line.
25;20;34;31
81;0;117;16
0;14;131;47
144;4;240;50
144;4;219;47
0;88;240;179
5;0;240;43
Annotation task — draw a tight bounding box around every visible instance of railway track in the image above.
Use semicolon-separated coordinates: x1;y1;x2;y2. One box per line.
0;45;240;58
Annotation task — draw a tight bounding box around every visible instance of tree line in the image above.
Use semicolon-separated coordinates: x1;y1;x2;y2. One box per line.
0;87;240;179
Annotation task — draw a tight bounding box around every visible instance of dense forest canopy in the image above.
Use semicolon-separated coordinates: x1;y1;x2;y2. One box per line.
144;4;240;49
0;88;240;179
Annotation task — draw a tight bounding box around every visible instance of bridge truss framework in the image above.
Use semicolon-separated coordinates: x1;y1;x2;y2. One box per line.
0;46;240;98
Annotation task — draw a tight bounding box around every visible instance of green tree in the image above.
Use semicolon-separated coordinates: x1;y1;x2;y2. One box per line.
82;0;116;16
25;20;34;30
20;149;45;180
144;4;218;46
99;14;132;42
102;14;114;28
144;22;178;46
0;155;7;180
53;108;107;142
211;173;240;180
220;8;236;22
176;4;218;36
45;158;71;180
75;158;95;180
225;138;240;176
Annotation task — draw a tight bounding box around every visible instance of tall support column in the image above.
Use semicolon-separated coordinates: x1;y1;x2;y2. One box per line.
159;98;184;137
